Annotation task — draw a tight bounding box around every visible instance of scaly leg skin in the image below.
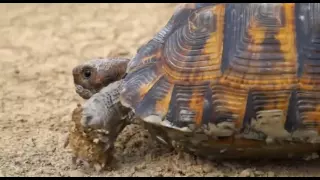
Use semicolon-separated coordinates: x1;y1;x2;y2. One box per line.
80;80;134;170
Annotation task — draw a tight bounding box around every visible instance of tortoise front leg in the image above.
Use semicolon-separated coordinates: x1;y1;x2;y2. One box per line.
82;80;134;161
66;80;134;171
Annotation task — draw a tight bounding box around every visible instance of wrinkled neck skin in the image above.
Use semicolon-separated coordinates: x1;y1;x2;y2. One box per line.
80;79;135;151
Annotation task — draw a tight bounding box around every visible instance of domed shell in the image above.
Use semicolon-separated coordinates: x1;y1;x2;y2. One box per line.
120;3;320;142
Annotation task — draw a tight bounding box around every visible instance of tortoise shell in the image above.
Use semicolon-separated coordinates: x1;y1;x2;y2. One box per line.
119;3;320;159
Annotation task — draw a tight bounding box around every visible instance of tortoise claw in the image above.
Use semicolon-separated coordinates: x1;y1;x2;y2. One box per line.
93;163;103;172
71;155;99;172
80;159;91;170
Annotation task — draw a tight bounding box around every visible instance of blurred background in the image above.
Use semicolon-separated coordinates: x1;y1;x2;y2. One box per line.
1;3;320;177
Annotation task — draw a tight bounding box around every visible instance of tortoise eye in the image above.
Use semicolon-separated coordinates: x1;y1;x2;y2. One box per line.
83;69;91;79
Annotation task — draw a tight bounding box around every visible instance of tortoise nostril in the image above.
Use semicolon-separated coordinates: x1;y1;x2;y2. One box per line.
72;67;79;76
81;115;93;128
85;115;93;125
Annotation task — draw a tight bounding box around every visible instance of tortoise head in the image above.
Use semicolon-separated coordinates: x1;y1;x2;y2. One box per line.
72;58;130;99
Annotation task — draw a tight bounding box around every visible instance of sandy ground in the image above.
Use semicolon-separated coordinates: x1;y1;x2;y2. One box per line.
1;3;320;177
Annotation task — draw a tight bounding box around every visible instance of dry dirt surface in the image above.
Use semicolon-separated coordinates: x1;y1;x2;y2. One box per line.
1;3;320;177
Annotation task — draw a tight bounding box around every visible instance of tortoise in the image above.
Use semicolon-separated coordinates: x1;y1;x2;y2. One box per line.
70;3;320;167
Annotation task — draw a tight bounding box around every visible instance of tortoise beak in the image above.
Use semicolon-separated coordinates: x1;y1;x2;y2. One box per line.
72;66;82;84
121;73;128;79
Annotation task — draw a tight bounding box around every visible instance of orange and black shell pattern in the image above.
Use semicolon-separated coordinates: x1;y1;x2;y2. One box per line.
120;3;320;159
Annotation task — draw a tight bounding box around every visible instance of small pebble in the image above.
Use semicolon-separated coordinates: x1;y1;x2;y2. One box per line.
93;138;99;144
303;152;319;161
312;152;319;160
68;170;84;177
205;172;223;177
155;167;162;172
267;171;275;177
134;172;149;177
136;163;146;170
193;165;204;173
186;173;197;177
153;173;163;177
254;170;264;176
239;169;252;177
202;163;214;173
